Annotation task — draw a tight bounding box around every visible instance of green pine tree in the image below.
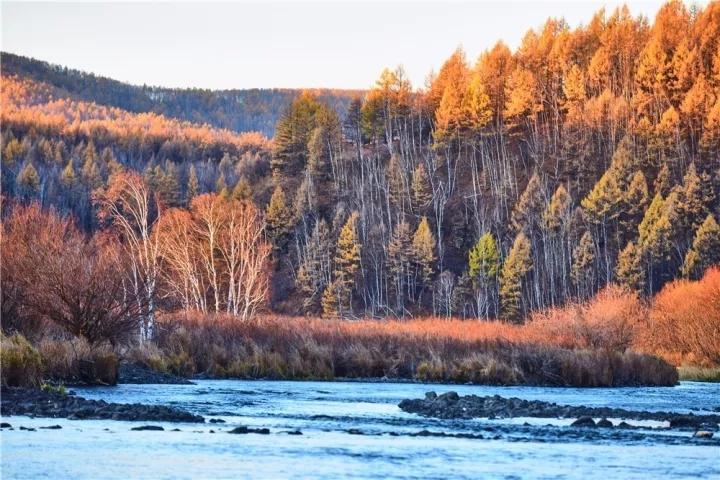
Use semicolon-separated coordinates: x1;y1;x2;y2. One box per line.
682;214;720;279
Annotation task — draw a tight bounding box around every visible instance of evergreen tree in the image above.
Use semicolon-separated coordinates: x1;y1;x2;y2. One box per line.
542;185;572;234
511;171;544;234
468;232;500;318
60;160;77;188
320;280;339;318
500;232;533;322
265;185;294;250
620;170;649;242
616;241;646;292
682;214;720;279
571;231;596;298
232;176;252;201
16;162;40;199
412;217;436;287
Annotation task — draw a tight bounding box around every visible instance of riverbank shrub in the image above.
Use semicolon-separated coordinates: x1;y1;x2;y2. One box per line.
1;333;43;387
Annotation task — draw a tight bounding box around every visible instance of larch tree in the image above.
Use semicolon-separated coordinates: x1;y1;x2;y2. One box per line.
468;232;501;318
682;214;720;279
333;212;361;318
412;217;436;291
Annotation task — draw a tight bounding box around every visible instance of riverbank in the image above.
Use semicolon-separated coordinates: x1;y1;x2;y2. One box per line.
0;387;204;422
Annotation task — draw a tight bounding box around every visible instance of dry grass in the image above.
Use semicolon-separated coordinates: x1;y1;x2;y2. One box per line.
143;310;677;387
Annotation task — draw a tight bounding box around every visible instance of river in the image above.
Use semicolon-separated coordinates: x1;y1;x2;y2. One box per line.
2;380;719;479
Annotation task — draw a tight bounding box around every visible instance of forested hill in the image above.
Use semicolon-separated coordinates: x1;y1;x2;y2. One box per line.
0;52;362;137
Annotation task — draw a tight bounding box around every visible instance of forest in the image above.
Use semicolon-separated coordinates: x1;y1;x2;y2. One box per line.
1;52;360;137
2;0;720;386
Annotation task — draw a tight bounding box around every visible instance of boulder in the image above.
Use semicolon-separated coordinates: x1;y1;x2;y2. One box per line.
693;431;714;439
597;418;613;428
228;426;270;434
131;425;164;431
571;416;596;427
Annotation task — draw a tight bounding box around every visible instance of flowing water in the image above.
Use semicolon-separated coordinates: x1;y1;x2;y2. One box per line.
2;380;719;479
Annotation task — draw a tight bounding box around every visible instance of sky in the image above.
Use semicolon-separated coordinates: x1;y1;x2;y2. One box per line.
0;1;705;90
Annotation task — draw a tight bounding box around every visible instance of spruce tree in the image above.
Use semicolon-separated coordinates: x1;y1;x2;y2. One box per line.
499;232;533;322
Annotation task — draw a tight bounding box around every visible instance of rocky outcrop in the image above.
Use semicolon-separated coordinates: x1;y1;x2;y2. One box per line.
1;387;204;423
398;391;720;429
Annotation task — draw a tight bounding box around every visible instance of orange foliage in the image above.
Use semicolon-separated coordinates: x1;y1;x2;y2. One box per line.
642;267;720;366
1;75;270;156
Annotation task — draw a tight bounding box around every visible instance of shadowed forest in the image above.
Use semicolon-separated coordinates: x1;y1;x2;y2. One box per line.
2;0;719;386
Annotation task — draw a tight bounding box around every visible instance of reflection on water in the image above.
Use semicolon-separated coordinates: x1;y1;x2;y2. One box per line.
2;380;719;479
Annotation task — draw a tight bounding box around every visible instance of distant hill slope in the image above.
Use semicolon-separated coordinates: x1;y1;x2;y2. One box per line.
1;52;363;137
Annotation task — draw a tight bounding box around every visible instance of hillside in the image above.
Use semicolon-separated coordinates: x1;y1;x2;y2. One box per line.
2;0;719;324
1;52;362;137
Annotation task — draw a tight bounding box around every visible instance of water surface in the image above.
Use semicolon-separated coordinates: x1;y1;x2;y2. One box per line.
2;380;719;479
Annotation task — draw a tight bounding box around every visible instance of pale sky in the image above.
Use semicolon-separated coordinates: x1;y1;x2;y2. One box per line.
0;1;705;90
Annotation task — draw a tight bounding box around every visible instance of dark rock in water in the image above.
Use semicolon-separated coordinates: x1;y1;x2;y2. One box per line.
19;426;36;431
670;416;701;429
617;421;633;429
399;391;720;425
347;428;364;435
209;418;226;424
0;422;11;428
571;416;596;428
1;386;204;423
118;362;194;385
228;426;270;435
209;430;215;433
171;428;181;432
39;425;62;429
597;418;613;428
283;430;303;435
694;431;714;439
131;425;164;431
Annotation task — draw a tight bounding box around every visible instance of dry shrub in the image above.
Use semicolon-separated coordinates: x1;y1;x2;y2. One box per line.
1;333;43;387
643;267;720;366
527;286;644;352
152;310;676;387
36;335;118;384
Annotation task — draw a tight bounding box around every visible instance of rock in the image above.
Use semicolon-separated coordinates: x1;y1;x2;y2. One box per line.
228;426;270;434
19;426;36;431
617;421;632;429
347;428;364;435
118;362;194;385
597;418;613;428
131;425;164;431
670;416;700;429
39;425;62;429
571;416;596;427
438;391;459;403
397;392;720;426
283;430;303;435
0;422;11;428
1;387;204;423
209;418;226;423
171;428;181;432
694;431;714;439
